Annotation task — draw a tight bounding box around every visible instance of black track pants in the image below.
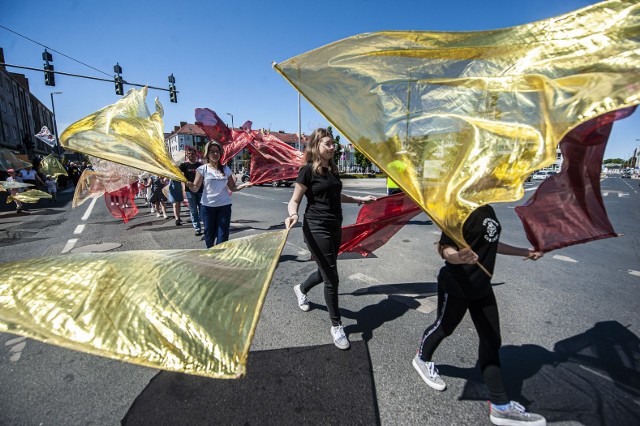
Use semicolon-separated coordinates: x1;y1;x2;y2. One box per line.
301;217;342;326
418;287;509;405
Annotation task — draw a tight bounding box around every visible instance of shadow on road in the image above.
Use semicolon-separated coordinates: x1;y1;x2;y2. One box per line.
438;320;640;425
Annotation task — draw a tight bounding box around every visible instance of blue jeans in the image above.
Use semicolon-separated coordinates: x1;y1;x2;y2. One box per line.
186;191;202;232
201;204;232;248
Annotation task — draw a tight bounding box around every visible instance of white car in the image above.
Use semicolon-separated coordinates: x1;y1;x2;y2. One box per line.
531;171;555;180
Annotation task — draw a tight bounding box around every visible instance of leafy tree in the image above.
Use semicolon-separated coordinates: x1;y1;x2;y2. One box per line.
603;158;624;164
326;126;343;165
354;149;372;172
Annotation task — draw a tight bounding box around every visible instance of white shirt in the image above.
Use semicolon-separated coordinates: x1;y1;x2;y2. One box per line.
197;164;233;207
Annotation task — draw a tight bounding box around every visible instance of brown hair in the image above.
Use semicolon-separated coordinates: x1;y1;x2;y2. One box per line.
203;141;225;174
304;128;338;176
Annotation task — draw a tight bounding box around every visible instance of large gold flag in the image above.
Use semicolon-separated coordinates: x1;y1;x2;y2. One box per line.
39;154;68;178
60;87;187;183
7;189;52;204
274;0;640;247
0;230;288;379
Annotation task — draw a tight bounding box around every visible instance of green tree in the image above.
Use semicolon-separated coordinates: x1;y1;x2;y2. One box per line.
354;149;372;172
326;126;343;166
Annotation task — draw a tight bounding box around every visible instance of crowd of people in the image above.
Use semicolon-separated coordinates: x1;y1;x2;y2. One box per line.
3;129;548;425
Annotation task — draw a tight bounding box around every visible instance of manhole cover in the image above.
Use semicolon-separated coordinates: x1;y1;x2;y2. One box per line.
71;242;122;253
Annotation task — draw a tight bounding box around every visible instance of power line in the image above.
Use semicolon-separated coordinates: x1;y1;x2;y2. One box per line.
0;24;112;77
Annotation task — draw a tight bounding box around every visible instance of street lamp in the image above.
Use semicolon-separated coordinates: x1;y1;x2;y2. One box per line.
50;91;62;156
225;112;235;172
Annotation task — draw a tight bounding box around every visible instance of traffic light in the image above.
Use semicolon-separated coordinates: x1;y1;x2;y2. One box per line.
168;74;177;103
169;84;177;103
115;75;124;96
114;63;124;96
43;49;55;86
44;63;55;86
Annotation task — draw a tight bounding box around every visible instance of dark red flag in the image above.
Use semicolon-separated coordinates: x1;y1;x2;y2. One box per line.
247;132;304;185
515;107;635;252
105;186;138;223
339;193;422;257
195;108;232;143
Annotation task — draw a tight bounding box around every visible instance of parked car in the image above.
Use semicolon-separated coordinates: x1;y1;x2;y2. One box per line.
270;179;294;187
531;171;555;180
621;171;632;178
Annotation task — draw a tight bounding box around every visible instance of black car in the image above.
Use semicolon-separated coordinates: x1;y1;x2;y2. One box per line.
622;171;632;178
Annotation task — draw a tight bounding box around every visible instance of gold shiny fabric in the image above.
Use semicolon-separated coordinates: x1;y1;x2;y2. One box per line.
60;87;187;183
39;154;68;178
7;189;52;204
72;169;108;208
0;149;31;171
0;230;288;379
274;0;640;247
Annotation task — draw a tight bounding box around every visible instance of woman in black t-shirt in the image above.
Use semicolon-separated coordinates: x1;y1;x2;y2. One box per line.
284;128;375;350
413;205;547;426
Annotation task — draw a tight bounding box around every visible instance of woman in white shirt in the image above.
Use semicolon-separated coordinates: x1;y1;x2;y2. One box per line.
187;141;251;247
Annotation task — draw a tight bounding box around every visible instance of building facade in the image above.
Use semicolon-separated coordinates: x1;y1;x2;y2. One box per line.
0;48;55;159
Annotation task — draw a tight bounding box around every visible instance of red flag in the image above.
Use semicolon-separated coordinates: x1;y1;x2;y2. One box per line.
105;186;138;223
515;107;635;252
248;132;304;185
195;108;232;143
339;193;422;257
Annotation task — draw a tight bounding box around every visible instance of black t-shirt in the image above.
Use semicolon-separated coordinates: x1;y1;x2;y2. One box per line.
179;161;203;193
438;204;501;299
296;163;343;221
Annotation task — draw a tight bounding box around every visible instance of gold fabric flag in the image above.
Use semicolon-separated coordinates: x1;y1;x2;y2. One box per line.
0;181;33;192
60;87;187;183
39;154;68;178
274;0;640;247
0;230;288;379
0;149;31;171
7;189;52;204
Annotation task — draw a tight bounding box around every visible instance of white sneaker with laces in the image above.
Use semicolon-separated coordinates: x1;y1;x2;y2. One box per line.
489;401;546;426
412;355;446;391
293;284;310;311
330;325;350;350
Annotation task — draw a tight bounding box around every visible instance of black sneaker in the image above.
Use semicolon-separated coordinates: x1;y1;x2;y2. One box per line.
490;401;546;426
176;219;182;226
195;230;202;236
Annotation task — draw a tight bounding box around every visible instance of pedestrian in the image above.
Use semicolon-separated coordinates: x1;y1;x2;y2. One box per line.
284;128;376;350
45;175;57;202
412;204;546;426
180;147;204;236
186;141;251;248
386;158;407;195
6;169;24;213
19;164;44;188
167;179;184;226
147;175;168;219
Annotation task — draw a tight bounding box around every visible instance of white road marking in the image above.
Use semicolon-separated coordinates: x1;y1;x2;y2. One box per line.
524;187;537;192
602;192;608;196
73;224;85;235
81;197;98;221
628;270;640;277
552;255;578;263
61;238;78;254
236;192;274;200
5;336;27;362
618;193;629;198
285;241;309;256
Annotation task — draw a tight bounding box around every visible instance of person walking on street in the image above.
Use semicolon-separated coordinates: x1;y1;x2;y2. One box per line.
180;147;204;236
167;179;184;226
284;128;376;350
6;169;24;213
148;175;168;219
413;204;546;426
187;141;251;248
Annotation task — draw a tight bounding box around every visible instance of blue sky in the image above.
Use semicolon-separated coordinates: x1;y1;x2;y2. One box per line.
1;0;637;160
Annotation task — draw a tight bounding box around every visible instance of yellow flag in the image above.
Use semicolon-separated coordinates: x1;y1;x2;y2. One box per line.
274;0;640;247
7;189;52;204
60;87;187;183
39;154;68;178
0;230;288;379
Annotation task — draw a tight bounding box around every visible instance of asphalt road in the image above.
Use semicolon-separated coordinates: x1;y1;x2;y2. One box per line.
1;176;639;425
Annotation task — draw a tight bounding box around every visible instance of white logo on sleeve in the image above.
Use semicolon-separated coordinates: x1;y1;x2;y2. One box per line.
483;218;499;242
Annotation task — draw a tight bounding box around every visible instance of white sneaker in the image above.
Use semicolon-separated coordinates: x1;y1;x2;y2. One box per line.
330;325;350;350
293;284;310;311
156;213;161;217
412;355;446;391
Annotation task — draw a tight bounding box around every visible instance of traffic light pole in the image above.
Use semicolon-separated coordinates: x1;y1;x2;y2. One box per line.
0;63;178;94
